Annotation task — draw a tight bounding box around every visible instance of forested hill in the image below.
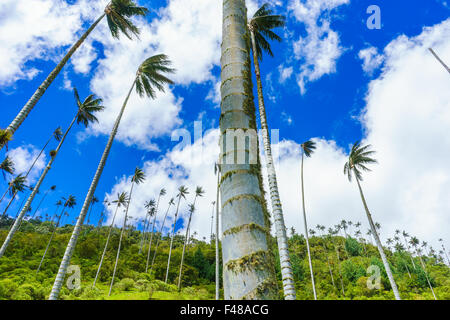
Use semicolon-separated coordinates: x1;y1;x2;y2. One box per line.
0;217;449;300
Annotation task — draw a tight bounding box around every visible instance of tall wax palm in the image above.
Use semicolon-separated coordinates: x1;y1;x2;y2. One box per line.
429;48;450;74
145;188;166;267
316;224;336;291
177;186;205;290
344;142;401;300
438;238;450;266
49;54;174;300
140;199;155;253
210;201;215;243
37;195;76;273
149;198;175;271
299;140;317;299
165;186;188;283
93;192;128;287
0;0;149;151
214;162;221;300
328;227;345;295
31;185;57;219
220;0;278;299
410;236;437;299
0;88;103;258
109;167;145;296
402;231;417;269
248;4;295;300
0;157;14;181
0;174;27;208
86;196;99;225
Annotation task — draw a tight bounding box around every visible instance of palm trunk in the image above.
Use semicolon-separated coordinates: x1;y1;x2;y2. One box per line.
249;27;296;301
210;204;214;243
144;194;162;272
37;208;64;273
429;48;450;74
219;0;278;300
318;232;336;290
165;194;182;283
417;250;437;300
300;152;317;300
149;201;173;271
109;183;135;296
355;176;401;300
139;213;150;254
0;14;105;151
49;80;136;300
0;188;8;204
93;203;120;287
215;166;221;300
402;236;417;269
0;113;77;258
330;235;345;296
31;187;52;219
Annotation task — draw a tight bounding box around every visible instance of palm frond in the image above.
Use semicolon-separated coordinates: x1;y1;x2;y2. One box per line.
136;54;175;98
132;167;146;184
73;88;105;128
0;129;13;151
106;0;149;40
301;140;316;158
0;156;15;179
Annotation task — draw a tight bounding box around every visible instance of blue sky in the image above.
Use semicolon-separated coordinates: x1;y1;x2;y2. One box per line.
1;0;450;252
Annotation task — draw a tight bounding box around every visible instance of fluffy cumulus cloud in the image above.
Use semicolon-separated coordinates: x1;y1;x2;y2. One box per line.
6;144;47;184
289;0;349;93
358;46;384;74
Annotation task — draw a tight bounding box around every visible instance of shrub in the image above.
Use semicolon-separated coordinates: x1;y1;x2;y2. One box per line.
117;278;135;291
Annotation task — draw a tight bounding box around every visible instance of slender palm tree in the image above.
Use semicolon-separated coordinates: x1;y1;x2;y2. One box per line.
93;192;128;287
109;167;145;296
429;48;450;74
402;231;417;269
214;162;221;300
328;227;346;296
438;238;450;266
49;54;174;300
37;195;76;273
219;0;278;299
86;196;99;225
0;157;14;180
410;236;437;299
140;199;155;253
31;185;56;219
0;174;27;209
0;88;103;258
165;185;189;283
150;198;174;271
316;224;336;291
299;140;318;299
344;141;401;300
145;188;166;268
247;4;295;300
210;201;215;243
0;0;149;151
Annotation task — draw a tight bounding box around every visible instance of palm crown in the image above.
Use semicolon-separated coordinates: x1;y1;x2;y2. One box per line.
113;192;129;207
105;0;149;40
195;186;205;198
249;3;286;61
145;199;155;210
301;140;316;158
0;156;15;179
344;141;377;182
131;167;146;184
63;195;77;209
73;88;105;128
9;174;27;195
135;54;175;99
53;127;63;142
177;186;189;199
159;188;167;196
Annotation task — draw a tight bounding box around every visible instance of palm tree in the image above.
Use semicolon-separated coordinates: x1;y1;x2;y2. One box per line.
247;4;295;300
0;88;103;258
165;185;188;283
316;224;336;291
328;227;346;296
140;199;155;253
37;195;76;273
109;167;145;296
214;162;221;300
299;140;318;299
49;54;174;300
31;185;56;219
93;192;128;287
219;0;280;300
438;238;450;266
429;48;450;74
86;196;100;225
402;231;417;269
0;174;27;209
0;0;149;151
210;201;215;243
410;236;437;299
344;142;401;300
145;188;166;270
0;157;14;180
150;198;175;271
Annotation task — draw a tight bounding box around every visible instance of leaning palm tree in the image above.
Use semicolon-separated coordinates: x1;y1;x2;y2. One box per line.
149;197;175;271
109;167;145;296
49;54;174;300
248;4;295;300
0;0;149;151
144;188;166;270
410;236;437;300
0;174;27;209
86;196;99;225
31;185;57;219
0;88;103;258
299;140;318;300
219;0;278;299
177;186;205;290
93;192;128;287
0;157;14;181
344;141;401;300
37;195;76;273
429;48;450;74
165;185;188;283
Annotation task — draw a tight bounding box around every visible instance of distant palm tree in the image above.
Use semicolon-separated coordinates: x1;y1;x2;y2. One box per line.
49;54;174;300
184;186;205;251
37;195;76;273
140;199;155;253
0;0;149;151
0;174;27;209
316;224;336;291
86;196;100;225
299;140;317;300
0;88;103;259
93;192;128;287
438;238;450;266
165;185;188;283
344;141;401;300
31;185;57;219
145;188;166;268
402;231;417;269
248;3;295;300
0;157;14;180
410;236;437;299
109;167;145;296
429;48;450;74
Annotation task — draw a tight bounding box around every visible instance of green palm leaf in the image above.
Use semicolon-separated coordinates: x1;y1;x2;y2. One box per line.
105;0;149;40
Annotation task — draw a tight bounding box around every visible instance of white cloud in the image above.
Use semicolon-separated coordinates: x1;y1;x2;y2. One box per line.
289;0;349;93
6;144;47;185
358;46;384;74
278;65;293;83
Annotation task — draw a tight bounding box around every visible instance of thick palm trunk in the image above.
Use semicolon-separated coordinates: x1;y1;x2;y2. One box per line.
215;167;221;300
0;114;77;258
355;176;401;300
0;14;105;151
144;194;162;270
429;48;450;74
149;202;173;271
109;183;135;296
300;153;317;299
165;194;182;283
249;28;296;301
49;81;136;300
37;209;64;273
93;203;120;287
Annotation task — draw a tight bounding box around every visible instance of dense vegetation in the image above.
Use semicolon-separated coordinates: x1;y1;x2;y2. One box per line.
1;217;448;300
